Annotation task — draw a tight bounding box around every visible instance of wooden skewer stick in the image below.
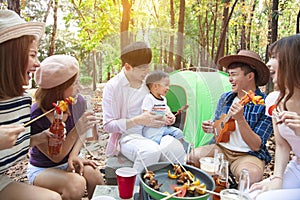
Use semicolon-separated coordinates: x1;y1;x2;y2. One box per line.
272;110;283;124
168;150;194;181
161;190;181;200
197;187;220;196
23;108;55;127
159;148;175;167
242;89;248;94
136;151;148;173
24;97;76;127
162;151;220;198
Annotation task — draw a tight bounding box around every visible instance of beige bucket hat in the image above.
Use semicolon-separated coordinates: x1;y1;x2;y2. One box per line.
35;55;79;89
0;10;44;44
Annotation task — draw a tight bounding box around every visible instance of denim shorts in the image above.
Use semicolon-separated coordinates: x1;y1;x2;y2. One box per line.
27;162;68;184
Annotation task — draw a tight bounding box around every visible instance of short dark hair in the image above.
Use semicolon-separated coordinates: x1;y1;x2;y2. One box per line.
121;42;152;67
228;62;258;84
146;70;169;89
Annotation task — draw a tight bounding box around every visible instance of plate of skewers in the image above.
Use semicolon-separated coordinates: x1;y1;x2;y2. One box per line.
140;162;215;200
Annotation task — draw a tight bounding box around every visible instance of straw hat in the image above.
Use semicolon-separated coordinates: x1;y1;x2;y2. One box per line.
218;50;270;86
35;55;79;89
0;10;44;44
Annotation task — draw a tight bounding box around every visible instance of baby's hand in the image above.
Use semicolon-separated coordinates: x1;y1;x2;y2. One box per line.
165;113;176;125
139;112;164;128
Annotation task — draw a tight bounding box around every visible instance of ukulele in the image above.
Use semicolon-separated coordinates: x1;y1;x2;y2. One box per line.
213;90;255;143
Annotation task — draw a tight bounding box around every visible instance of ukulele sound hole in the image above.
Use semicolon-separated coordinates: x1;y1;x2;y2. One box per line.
221;122;224;129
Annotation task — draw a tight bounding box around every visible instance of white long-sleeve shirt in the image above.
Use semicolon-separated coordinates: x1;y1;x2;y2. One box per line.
102;69;149;156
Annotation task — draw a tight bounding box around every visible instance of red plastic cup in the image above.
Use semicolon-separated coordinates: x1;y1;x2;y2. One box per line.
115;167;137;199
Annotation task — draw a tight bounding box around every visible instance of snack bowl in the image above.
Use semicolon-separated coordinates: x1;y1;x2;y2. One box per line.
140;162;215;200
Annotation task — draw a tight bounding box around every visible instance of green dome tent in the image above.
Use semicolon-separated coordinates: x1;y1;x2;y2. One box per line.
166;70;231;148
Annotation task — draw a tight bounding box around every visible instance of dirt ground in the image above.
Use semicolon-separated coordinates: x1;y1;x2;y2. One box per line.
4;84;283;199
4;133;277;199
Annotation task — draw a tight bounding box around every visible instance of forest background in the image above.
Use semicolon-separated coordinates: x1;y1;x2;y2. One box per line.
1;0;300;93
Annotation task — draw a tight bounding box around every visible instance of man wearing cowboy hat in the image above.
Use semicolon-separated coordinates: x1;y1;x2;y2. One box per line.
190;50;273;185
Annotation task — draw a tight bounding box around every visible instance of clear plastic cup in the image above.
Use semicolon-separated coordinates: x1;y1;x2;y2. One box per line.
200;157;219;175
220;189;251;200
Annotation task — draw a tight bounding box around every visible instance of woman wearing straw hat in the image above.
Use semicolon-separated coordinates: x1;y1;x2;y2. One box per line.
27;55;104;200
0;10;62;199
190;50;273;185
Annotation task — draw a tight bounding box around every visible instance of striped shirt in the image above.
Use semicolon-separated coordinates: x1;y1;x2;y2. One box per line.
213;88;273;164
0;95;32;174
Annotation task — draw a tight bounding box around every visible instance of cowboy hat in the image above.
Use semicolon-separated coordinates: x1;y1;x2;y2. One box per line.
218;50;270;86
0;10;44;44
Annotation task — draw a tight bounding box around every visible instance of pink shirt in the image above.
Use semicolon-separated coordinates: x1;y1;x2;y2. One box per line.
102;69;149;156
277;123;300;159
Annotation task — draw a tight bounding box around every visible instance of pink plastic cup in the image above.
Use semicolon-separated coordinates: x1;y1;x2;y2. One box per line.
115;167;137;199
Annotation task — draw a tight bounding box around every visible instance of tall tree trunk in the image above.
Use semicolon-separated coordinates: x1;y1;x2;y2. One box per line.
246;0;256;49
197;0;203;67
92;50;97;91
163;44;168;69
120;0;132;50
8;0;20;15
215;0;238;69
214;0;229;67
98;52;102;83
234;25;238;50
159;38;163;66
240;0;246;50
271;0;279;43
297;9;300;33
87;52;91;77
211;0;219;68
175;0;185;70
43;0;53;23
205;9;209;67
48;0;58;56
168;0;175;69
266;0;279;94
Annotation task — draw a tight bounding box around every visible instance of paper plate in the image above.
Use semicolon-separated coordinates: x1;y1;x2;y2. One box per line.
91;195;116;200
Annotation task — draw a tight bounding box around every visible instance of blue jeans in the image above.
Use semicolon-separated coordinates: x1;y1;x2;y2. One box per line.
142;126;184;144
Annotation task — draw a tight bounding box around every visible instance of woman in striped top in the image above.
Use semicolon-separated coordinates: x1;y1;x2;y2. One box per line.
0;10;61;199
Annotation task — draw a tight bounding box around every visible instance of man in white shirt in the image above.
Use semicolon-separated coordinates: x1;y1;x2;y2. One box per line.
102;42;186;175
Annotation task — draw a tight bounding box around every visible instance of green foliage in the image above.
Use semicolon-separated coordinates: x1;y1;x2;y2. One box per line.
80;76;93;86
67;0;119;51
11;0;299;82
